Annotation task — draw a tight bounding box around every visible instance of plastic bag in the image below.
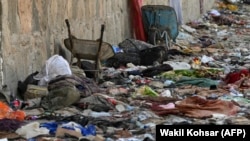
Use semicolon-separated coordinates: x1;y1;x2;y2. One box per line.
34;55;72;86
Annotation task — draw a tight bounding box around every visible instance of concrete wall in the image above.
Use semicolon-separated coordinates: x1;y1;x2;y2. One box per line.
144;0;216;23
0;0;215;94
182;0;216;22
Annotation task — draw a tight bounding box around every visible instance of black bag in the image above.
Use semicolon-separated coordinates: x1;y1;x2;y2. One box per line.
118;38;153;53
17;71;39;99
106;52;141;68
141;64;173;77
139;46;167;66
107;39;167;68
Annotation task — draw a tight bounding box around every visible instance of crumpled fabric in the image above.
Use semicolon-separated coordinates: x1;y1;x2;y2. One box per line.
223;69;249;84
151;104;179;116
61;122;96;136
41;86;80;111
15;122;50;139
175;77;219;87
175;96;240;118
143;97;180;116
76;94;116;112
0;118;25;132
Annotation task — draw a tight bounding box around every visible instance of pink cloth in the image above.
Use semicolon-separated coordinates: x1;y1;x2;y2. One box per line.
159;103;175;109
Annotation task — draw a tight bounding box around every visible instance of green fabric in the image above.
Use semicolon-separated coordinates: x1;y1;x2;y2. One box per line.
175;77;219;87
41;86;80;111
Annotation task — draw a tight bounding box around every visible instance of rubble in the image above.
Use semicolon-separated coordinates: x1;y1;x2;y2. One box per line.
0;0;250;141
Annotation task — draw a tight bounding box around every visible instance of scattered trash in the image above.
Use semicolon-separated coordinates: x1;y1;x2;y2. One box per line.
3;1;250;140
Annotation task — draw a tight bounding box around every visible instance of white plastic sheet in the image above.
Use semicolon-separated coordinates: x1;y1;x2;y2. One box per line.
34;55;72;86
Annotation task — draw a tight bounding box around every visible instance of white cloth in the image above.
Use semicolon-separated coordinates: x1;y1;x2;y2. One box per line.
16;122;49;139
169;0;183;25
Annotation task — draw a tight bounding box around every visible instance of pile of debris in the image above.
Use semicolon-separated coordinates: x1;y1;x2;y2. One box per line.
0;0;250;141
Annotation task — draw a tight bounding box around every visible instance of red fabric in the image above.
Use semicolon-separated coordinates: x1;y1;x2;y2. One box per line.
131;0;147;41
240;69;249;76
224;69;249;84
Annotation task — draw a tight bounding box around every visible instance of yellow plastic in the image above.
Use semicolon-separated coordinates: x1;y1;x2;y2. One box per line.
227;4;238;11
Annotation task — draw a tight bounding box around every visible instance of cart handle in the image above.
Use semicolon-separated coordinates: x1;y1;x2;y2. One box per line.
65;19;74;61
97;24;105;58
65;19;70;29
